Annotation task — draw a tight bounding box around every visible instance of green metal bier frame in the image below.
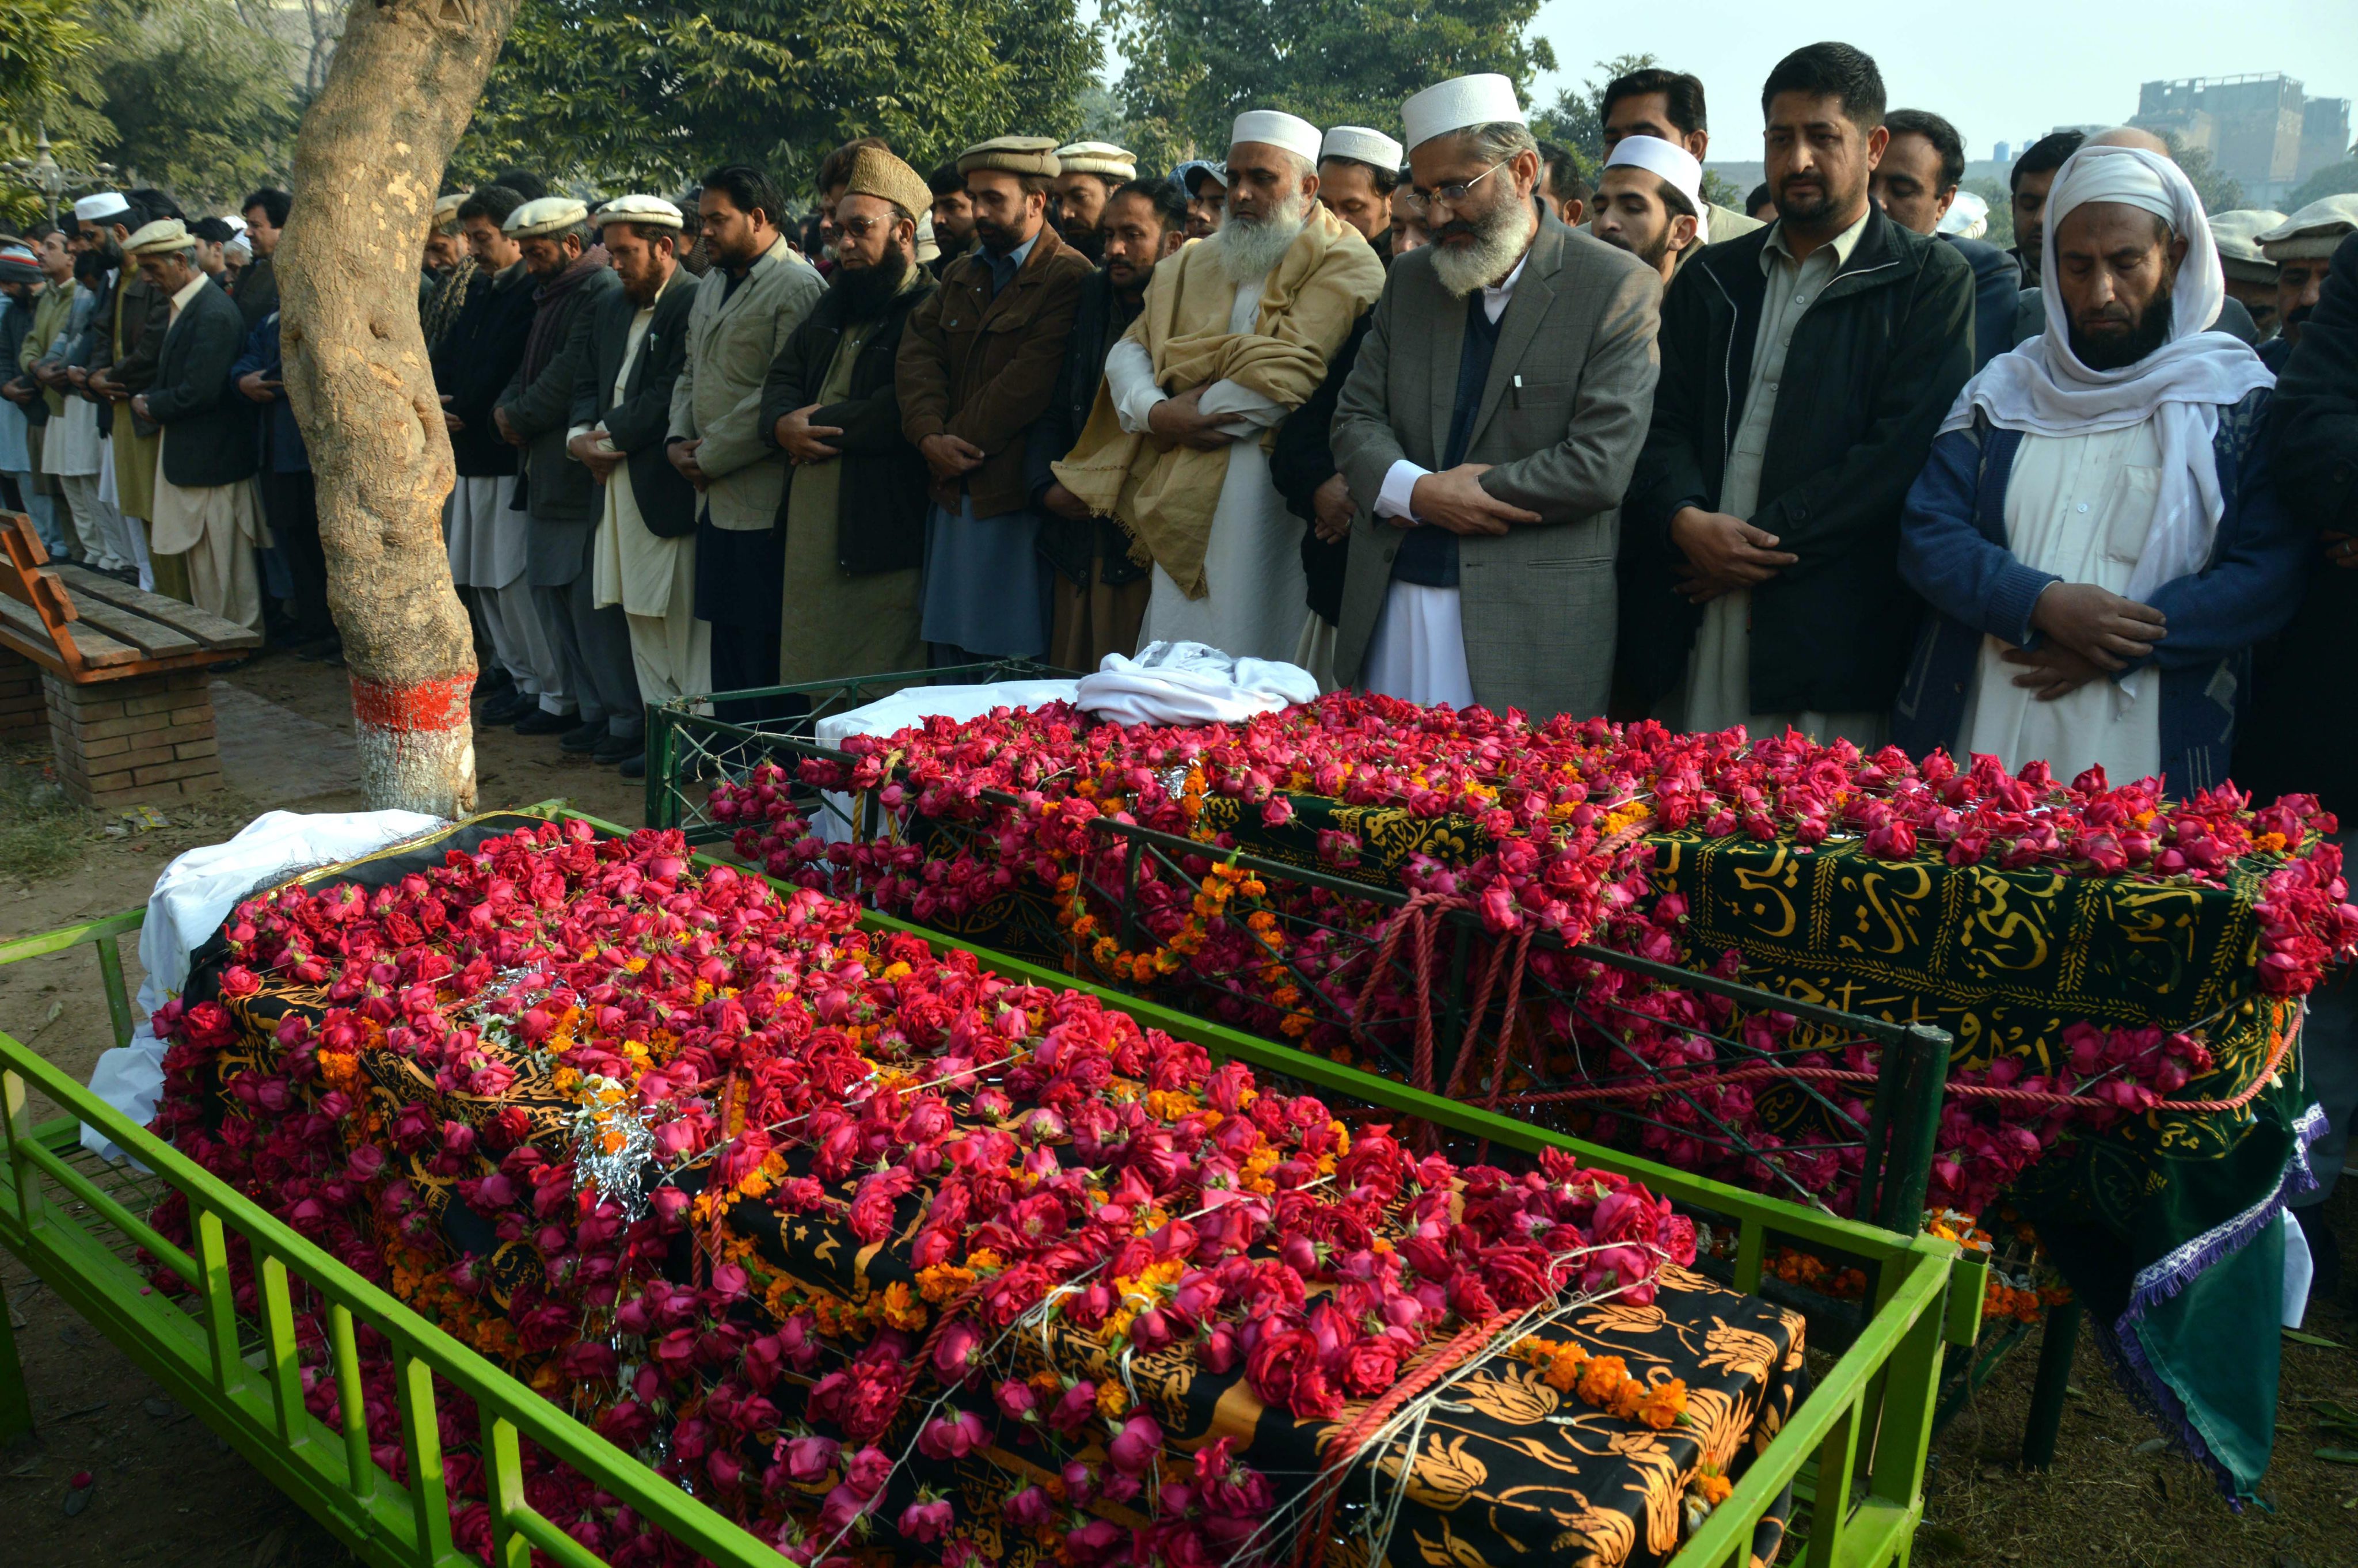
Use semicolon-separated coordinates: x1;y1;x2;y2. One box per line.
0;802;1971;1568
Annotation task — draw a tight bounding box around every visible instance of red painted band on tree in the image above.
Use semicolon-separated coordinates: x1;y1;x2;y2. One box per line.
349;674;475;733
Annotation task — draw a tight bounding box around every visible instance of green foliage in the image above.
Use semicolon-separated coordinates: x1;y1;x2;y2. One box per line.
2287;159;2358;212
1699;170;1743;212
1111;0;1555;176
1961;176;2014;246
85;0;297;211
1529;52;1656;181
456;0;1098;198
0;0;109;226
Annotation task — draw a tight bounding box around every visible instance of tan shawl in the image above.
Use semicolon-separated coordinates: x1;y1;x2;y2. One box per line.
1051;203;1383;599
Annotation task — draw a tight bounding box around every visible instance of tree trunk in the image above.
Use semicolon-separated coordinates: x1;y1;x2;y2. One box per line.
276;0;523;816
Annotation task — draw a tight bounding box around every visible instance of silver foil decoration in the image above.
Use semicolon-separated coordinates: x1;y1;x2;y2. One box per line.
572;1072;655;1221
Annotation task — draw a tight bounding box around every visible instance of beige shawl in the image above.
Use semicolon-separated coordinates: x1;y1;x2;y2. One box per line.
1051;203;1382;599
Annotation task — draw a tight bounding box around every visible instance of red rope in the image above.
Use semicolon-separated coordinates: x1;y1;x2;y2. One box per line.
1288;1308;1516;1568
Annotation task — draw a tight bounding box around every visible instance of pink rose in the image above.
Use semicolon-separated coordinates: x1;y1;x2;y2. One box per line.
1108;1413;1164;1475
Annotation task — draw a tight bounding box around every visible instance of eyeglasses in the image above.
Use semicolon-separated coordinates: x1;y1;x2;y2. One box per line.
1413;159;1508;211
836;215;892;239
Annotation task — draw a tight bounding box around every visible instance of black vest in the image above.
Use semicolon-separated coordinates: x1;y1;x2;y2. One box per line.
1391;292;1501;588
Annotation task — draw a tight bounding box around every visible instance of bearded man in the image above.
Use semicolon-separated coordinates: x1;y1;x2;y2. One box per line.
1894;143;2296;795
1318;127;1404;260
1031;177;1188;668
1052;111;1383;664
1327;74;1660;718
2252;197;2358;372
1590;136;1704;284
1050;142;1137;264
760;149;940;684
566;196;701;775
927;162;976;278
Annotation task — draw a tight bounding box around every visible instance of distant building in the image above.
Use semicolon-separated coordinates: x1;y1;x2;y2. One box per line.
1993;140;2010;165
2132;74;2352;204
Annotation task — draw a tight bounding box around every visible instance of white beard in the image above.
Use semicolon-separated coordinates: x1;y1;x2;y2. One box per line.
1429;199;1538;299
1211;189;1310;285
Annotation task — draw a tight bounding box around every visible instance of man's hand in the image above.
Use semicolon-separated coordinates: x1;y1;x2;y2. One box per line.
1146;385;1239;450
1401;464;1537;538
2028;581;2165;669
919;432;986;482
2323;530;2358;571
668;437;710;491
2003;642;2105;701
237;370;277;405
1311;474;1355;543
1668;507;1797;602
773;403;844;465
64;365;89;392
0;379;26;406
87;370;125;401
567;430;622;482
493;405;524;446
130;393;151;423
1041;482;1093;522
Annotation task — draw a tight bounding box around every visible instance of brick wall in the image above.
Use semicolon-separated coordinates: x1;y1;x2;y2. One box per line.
44;667;224;806
0;646;39;739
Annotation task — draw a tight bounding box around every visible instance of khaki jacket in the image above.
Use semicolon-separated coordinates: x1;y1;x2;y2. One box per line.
895;222;1090;517
666;233;825;531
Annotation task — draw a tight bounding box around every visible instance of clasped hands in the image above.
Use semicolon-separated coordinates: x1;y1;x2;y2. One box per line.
2006;581;2166;701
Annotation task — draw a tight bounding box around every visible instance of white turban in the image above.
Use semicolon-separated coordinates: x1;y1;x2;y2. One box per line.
1941;143;2272;611
1603;135;1707;243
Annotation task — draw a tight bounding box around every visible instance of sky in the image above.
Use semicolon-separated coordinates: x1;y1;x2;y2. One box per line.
1081;4;2358;165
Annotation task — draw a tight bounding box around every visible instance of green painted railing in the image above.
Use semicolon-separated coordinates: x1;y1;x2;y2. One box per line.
0;804;1976;1568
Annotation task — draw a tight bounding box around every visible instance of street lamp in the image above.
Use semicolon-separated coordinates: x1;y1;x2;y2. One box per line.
2;125;119;228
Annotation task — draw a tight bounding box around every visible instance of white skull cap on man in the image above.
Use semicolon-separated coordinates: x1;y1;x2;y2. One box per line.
73;192;130;223
1605;134;1709;243
1321;126;1404;170
1229;111;1325;165
1401;74;1523;154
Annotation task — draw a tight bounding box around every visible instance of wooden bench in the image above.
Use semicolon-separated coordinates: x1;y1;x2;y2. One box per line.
0;511;260;806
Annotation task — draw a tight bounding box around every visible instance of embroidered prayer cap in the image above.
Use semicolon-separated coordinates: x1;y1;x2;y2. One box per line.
592;193;685;231
842;147;935;223
1321;126;1404;171
2257;195;2358;263
958;135;1063;178
432;191;468;226
0;245;40;284
73;191;130;224
1229;111;1324;165
1175;159;1228;196
123;218;192;256
2208;210;2285;283
505;196;591;238
1401;73;1523;154
1053;141;1138;180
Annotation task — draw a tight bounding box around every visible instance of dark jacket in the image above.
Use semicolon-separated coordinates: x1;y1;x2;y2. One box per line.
896;223;1091;517
146;281;258;488
760;267;938;576
1270;309;1372;628
1024;267;1148;589
89;267;169;438
500;261;620;581
571;269;698;539
2233;231;2358;816
1892;391;2302;795
432;263;535;478
1944;234;2024;371
232;253;277;333
1623;208;1976;713
229;311;307;474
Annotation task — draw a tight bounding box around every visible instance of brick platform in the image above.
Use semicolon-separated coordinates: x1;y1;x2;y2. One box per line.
43;666;224;805
0;645;38;739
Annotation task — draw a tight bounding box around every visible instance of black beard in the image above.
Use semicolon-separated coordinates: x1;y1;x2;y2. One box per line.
1773;173;1857;227
832;246;911;319
1059;218;1104;263
2068;280;2174;371
1596;227;1672;270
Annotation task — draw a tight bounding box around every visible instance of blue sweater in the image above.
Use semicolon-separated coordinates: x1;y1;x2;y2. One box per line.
1889;388;2303;793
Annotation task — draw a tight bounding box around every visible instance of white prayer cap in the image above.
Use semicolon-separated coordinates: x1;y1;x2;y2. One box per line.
223;212;249;235
593;193;684;231
1053;141;1137;180
1401;73;1523;154
1321;126;1404;171
2209;209;2285;283
2257;195;2358;263
505;196;591;238
1604;135;1707;243
73;192;130;224
1937;190;1989;239
1229;110;1324;165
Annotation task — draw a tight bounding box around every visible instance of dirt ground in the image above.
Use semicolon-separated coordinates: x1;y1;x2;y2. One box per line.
1;654;2353;1566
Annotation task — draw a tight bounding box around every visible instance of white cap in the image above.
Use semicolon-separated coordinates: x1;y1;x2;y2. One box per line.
1401;73;1523;154
504;196;591;238
592;193;684;231
1321;126;1404;172
1052;141;1137;180
1230;110;1325;165
1937;189;1990;239
73;192;130;224
1604;135;1707;243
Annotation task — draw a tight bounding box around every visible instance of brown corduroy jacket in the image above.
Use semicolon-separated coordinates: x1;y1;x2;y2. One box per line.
895;220;1090;517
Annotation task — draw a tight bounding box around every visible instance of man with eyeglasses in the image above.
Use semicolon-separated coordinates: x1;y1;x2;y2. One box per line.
1051;111;1383;665
1326;73;1661;721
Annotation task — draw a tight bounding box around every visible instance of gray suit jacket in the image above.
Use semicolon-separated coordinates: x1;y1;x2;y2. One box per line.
666;234;826;531
1330;210;1661;721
